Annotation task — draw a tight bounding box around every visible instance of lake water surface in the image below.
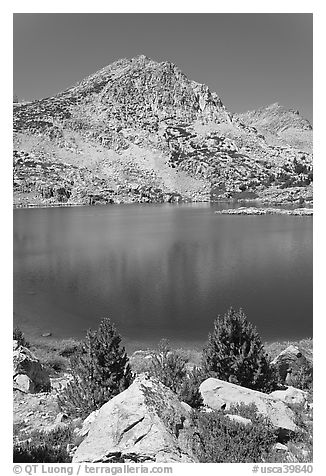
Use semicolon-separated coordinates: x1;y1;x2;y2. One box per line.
13;204;312;350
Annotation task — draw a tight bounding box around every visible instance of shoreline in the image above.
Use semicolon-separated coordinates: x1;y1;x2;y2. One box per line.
13;200;314;210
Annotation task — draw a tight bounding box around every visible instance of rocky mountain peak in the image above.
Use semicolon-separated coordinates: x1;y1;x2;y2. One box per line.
13;55;313;208
58;55;229;124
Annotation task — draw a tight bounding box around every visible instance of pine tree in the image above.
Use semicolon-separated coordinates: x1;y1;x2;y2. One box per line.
58;318;133;417
202;308;277;392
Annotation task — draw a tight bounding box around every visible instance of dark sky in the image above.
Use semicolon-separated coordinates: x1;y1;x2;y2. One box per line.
13;13;313;121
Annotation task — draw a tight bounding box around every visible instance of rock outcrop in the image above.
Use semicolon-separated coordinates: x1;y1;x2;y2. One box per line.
271;345;312;384
73;374;197;463
13;55;312;207
215;207;313;216
269;386;308;406
13;344;51;393
199;377;297;432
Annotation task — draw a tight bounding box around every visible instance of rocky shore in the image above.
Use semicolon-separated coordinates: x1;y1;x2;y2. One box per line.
215;206;313;216
13;336;313;463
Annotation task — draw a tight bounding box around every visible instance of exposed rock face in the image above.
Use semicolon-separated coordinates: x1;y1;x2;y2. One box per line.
271;345;312;384
13;345;51;393
13;55;312;207
73;374;197;463
199;378;297;431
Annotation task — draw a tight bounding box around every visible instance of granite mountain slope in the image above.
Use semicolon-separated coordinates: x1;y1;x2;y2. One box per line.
13;55;313;206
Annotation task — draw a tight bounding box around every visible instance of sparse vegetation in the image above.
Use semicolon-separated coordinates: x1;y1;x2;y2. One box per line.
148;339;203;409
27;338;80;375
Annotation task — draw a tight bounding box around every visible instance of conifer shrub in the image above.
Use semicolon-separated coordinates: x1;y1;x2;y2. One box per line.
190;408;277;463
202;308;278;392
149;339;203;409
178;367;204;409
57;318;133;418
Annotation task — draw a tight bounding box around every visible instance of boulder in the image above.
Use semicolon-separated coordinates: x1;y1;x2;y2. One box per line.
273;442;288;452
13;374;35;393
269;386;308;406
73;374;197;463
199;378;297;432
199;386;226;411
13;345;50;392
271;345;311;383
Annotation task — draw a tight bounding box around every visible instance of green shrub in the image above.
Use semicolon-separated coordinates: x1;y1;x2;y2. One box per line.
178;367;205;409
202;308;278;392
290;363;313;391
149;339;203;409
228;402;261;421
28;426;73;447
13;426;73;463
57;318;133;418
150;339;187;393
13;327;30;348
13;443;71;463
190;408;277;463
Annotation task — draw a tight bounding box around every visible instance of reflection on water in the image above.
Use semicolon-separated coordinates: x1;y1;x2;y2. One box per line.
13;204;312;349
